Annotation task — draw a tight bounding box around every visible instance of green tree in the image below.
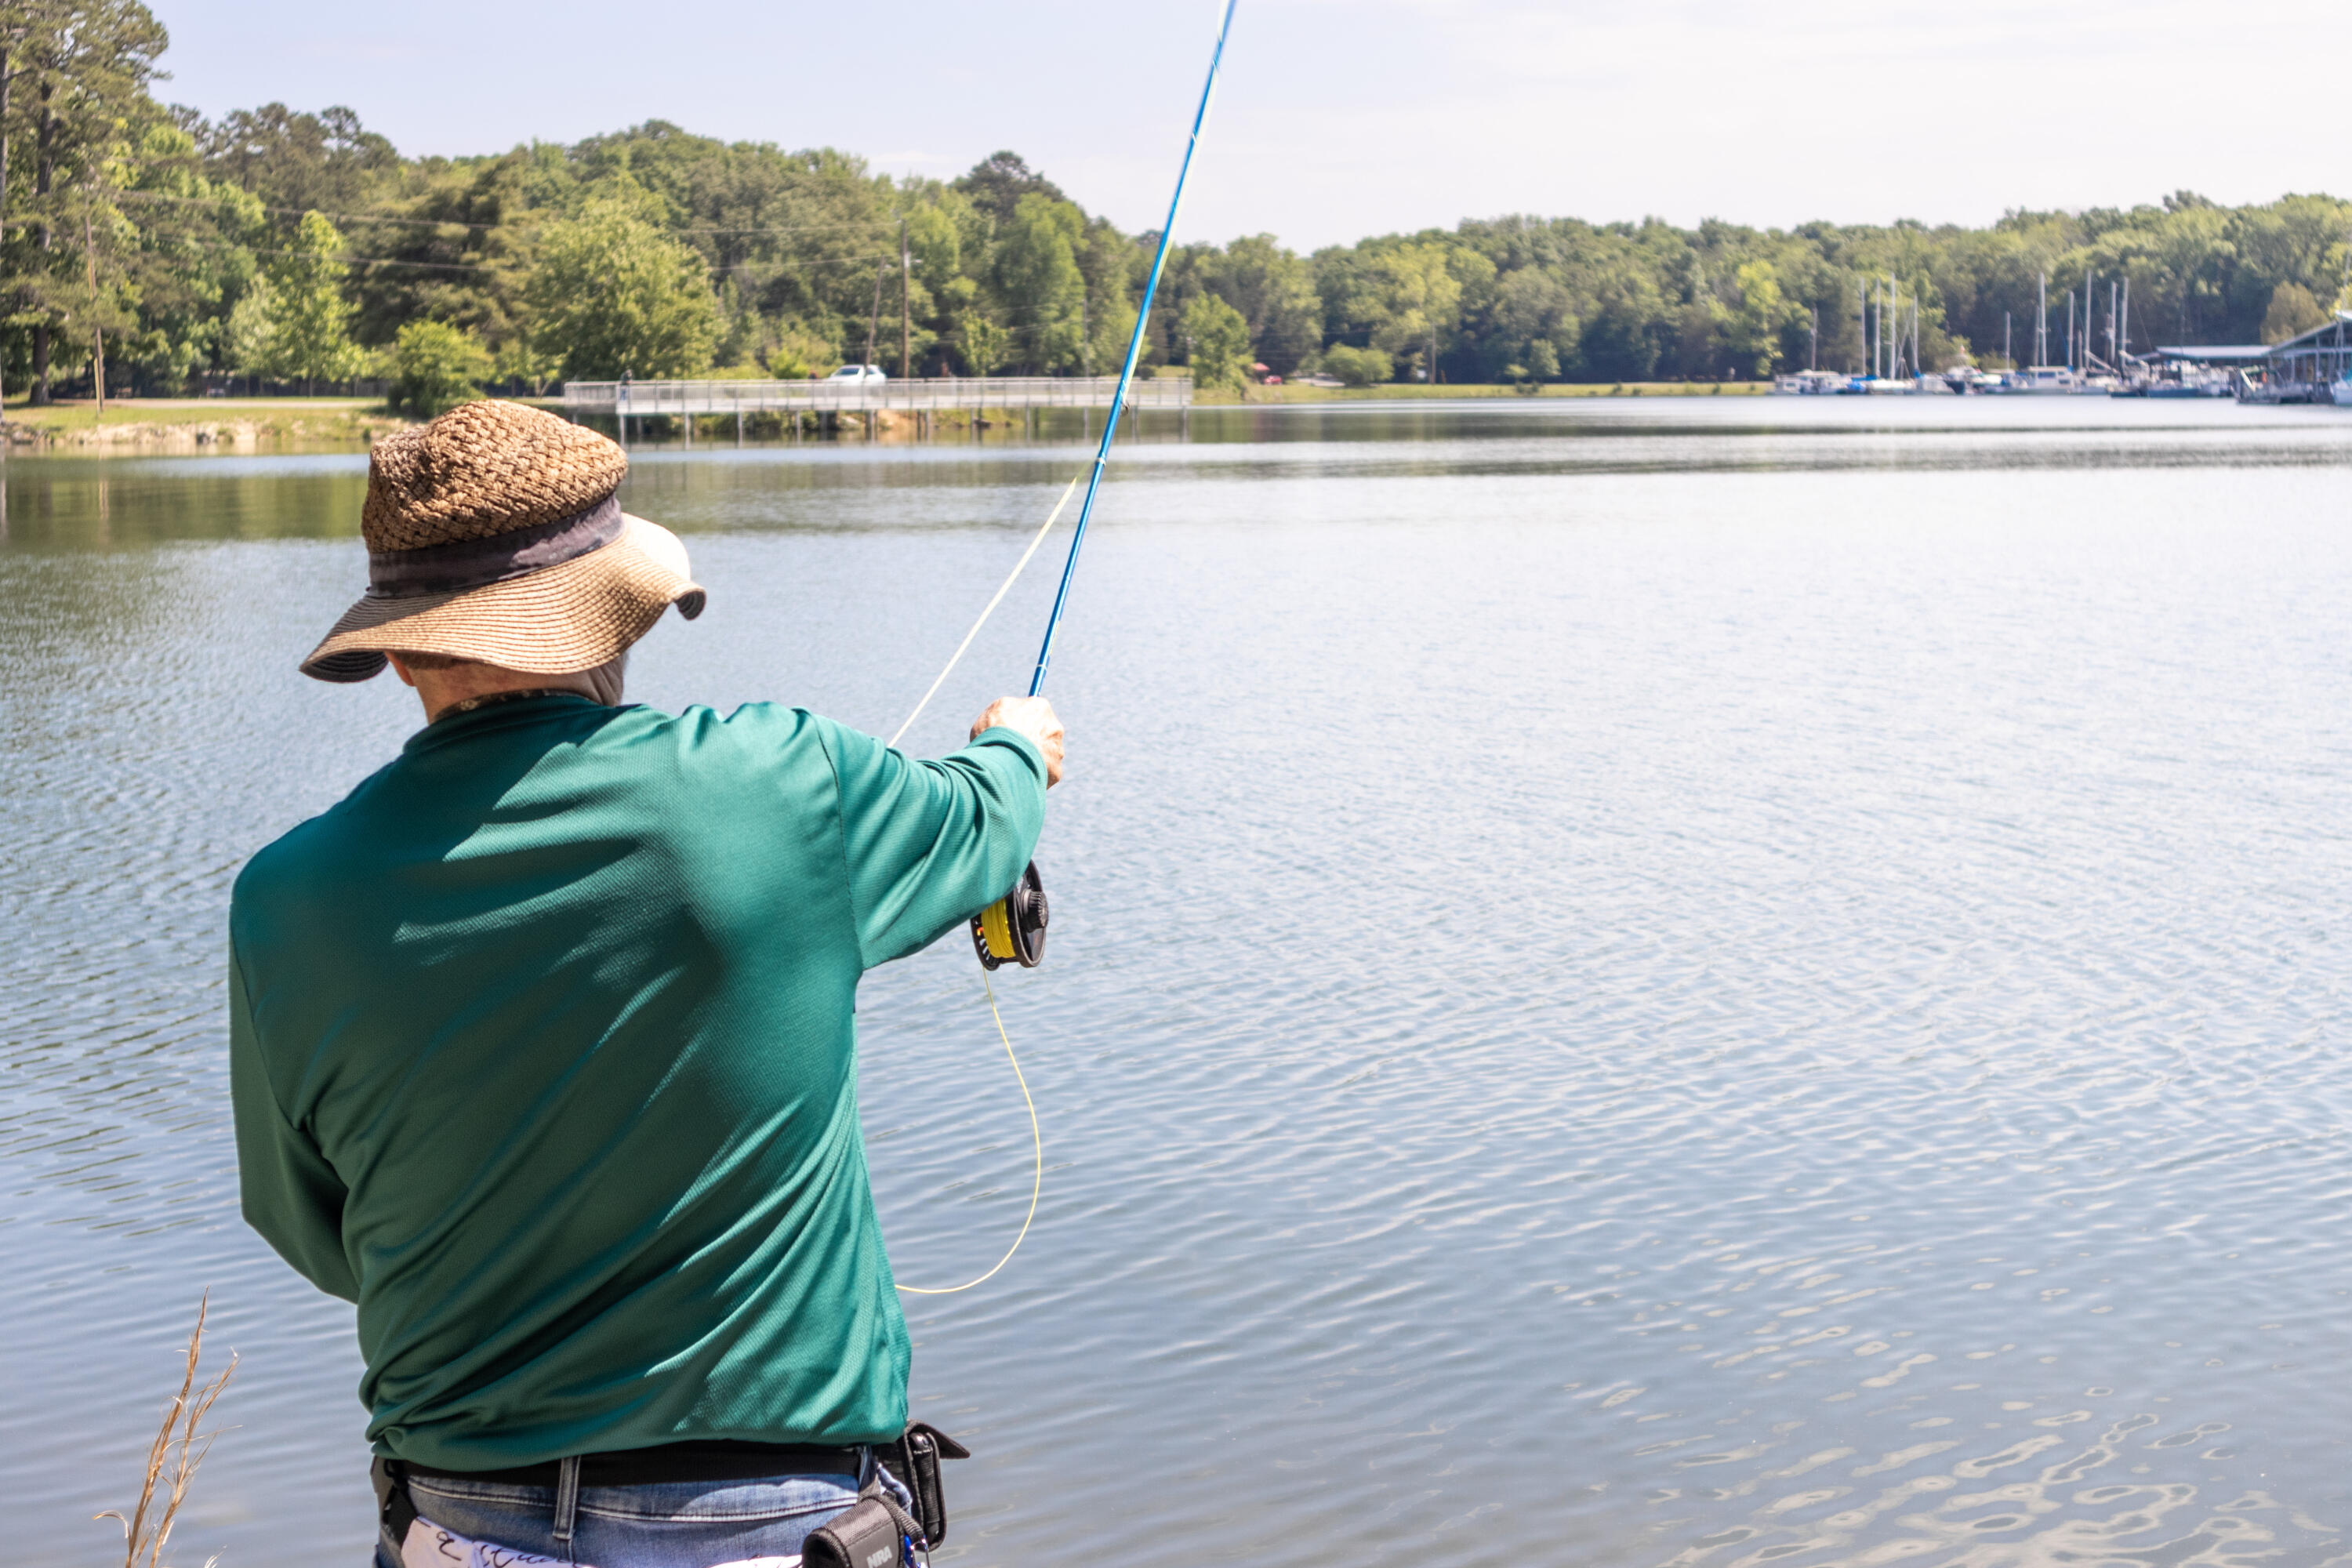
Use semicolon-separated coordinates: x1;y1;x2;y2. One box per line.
958;310;1009;378
1181;291;1250;391
223;272;276;376
1480;267;1578;382
991;192;1084;372
1076;216;1142;376
764;318;832;378
524;192;719;379
2261;281;2328;342
9;0;170;401
119;121;267;387
1320;343;1392;387
492;332;560;396
201;102;398;220
953;150;1068;229
390;318;489;415
1726;260;1796;377
1363;242;1462;381
1192;235;1319;373
258;210;362;390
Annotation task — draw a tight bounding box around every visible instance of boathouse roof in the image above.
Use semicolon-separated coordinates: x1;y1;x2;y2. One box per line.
2151;343;2272;363
2263;310;2352;358
2158;312;2352;365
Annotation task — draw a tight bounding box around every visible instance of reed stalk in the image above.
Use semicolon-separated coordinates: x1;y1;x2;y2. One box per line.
96;1292;237;1568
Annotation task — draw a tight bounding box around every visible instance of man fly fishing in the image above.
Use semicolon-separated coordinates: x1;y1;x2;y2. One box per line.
227;401;1062;1567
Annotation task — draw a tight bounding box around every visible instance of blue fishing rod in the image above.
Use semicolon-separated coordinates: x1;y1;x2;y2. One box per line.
972;0;1240;971
1029;0;1240;699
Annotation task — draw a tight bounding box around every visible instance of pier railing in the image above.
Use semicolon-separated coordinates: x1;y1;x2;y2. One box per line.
561;375;1192;416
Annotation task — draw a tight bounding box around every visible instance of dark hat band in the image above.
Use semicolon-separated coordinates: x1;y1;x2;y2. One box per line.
365;493;623;601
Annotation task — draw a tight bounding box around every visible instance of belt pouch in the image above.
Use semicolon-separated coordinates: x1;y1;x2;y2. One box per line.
370;1457;418;1560
887;1422;970;1548
802;1494;904;1568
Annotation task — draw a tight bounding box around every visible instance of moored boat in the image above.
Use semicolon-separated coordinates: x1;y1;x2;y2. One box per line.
1773;369;1848;394
1997;365;2097;394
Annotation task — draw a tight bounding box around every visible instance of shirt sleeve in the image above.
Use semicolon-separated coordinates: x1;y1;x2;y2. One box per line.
818;718;1050;969
228;943;361;1302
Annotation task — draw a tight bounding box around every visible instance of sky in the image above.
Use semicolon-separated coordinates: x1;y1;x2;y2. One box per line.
153;0;2352;251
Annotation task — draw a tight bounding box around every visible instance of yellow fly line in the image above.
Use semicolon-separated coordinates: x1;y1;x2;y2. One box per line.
894;968;1044;1296
886;475;1082;752
888;471;1080;1295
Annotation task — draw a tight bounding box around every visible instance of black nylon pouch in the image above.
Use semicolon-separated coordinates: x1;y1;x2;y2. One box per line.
369;1457;417;1559
886;1422;971;1548
802;1495;903;1568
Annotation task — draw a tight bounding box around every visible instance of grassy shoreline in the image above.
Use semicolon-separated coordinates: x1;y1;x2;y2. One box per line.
0;382;1773;451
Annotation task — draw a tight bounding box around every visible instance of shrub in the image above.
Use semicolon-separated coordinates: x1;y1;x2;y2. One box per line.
1322;344;1393;387
390;320;492;417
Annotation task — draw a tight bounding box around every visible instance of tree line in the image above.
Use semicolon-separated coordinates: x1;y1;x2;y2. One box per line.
5;0;2349;412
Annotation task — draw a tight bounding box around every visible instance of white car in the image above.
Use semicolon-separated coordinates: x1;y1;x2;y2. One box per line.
826;365;887;384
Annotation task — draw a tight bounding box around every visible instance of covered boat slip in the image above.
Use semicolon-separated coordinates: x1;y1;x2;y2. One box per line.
2259;310;2352;401
2157;312;2352;403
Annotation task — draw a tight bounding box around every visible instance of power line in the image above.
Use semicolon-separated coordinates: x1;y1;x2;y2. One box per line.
142;230;902;277
114;186;919;241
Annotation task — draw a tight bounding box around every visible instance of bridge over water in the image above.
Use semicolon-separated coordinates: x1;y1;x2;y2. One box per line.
561;375;1195;443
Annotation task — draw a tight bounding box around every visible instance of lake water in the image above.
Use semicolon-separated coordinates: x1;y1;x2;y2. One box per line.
8;397;2352;1568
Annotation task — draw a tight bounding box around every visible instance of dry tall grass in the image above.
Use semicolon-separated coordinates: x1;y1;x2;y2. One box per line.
96;1293;237;1568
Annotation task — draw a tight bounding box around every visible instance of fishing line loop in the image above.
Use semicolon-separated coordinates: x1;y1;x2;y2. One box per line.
893;968;1043;1295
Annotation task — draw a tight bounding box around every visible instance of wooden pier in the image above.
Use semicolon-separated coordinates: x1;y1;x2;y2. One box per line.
561;375;1195;445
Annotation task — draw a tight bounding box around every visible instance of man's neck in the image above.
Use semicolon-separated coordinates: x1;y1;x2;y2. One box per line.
431;687;595;724
413;667;601;724
387;654;626;723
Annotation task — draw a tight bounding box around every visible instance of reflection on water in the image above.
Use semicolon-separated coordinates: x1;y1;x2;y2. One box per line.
6;397;2352;1568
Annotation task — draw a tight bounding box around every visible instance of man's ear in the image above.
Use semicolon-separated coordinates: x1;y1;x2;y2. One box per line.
385;653;419;689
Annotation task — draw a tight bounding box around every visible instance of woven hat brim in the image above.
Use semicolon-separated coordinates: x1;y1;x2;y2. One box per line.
299;515;706;683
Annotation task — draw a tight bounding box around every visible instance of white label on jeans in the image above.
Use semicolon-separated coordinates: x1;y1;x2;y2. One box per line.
402;1513;802;1568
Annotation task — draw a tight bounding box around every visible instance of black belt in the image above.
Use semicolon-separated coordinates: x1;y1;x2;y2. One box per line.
402;1439;869;1490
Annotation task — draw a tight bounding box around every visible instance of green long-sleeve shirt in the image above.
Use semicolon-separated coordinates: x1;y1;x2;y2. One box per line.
228;694;1046;1470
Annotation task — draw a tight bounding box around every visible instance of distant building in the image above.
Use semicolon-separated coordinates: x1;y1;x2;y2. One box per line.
2156;311;2352;404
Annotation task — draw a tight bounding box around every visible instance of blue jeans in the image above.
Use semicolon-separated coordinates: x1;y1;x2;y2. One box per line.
376;1450;913;1567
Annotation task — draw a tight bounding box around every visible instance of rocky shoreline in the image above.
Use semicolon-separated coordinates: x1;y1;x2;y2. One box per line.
1;409;412;451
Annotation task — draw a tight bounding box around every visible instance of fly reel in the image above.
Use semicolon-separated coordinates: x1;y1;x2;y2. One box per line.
972;861;1048;970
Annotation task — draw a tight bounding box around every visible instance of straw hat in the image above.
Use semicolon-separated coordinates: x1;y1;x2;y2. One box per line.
300;401;706;683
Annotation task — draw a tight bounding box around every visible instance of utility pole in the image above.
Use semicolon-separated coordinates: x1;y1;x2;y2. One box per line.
866;260;885;372
85;206;103;416
899;219;911;380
